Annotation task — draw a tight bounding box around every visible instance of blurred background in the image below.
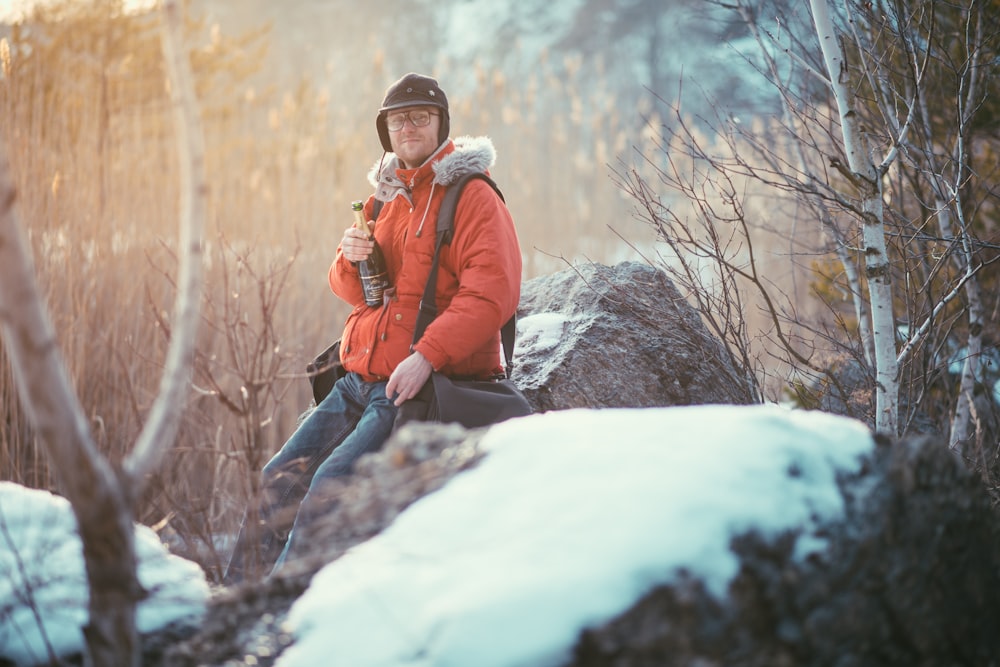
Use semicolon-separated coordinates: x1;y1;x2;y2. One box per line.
0;0;781;577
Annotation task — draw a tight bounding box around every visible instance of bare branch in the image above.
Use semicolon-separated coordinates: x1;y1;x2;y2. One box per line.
126;0;207;485
0;142;140;666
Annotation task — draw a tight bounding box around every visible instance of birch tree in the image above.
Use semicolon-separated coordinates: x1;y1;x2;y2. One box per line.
757;0;997;444
808;0;900;434
0;0;205;664
625;0;998;444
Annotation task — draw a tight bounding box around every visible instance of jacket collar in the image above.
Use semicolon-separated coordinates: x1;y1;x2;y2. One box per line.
369;136;497;206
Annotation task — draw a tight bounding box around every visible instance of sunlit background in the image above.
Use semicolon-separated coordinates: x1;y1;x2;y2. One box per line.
0;0;805;577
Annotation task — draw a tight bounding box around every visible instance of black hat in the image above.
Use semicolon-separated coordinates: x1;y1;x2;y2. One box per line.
376;72;450;152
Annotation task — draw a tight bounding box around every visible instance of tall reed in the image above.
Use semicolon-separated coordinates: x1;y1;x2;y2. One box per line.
0;0;702;576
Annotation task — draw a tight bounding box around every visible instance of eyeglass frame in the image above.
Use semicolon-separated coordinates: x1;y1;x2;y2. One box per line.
384;108;440;132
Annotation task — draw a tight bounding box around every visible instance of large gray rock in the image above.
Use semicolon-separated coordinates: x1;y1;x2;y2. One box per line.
513;261;756;411
568;432;1000;667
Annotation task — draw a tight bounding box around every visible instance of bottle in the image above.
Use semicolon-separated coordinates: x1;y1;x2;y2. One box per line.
351;200;389;307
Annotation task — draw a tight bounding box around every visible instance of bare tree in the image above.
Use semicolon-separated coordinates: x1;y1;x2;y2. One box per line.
0;131;141;667
0;0;205;664
144;233;302;581
807;0;900;434
622;0;999;444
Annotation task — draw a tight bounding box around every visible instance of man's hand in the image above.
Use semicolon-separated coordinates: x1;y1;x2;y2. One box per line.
386;351;433;406
341;225;374;263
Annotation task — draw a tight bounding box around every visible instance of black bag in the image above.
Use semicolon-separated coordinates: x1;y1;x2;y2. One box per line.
395;371;532;430
306;339;345;406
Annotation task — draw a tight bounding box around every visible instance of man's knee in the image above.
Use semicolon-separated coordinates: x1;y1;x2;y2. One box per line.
262;455;311;487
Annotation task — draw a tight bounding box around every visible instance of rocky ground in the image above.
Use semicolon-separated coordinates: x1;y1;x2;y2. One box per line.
141;427;1000;667
150;422;486;667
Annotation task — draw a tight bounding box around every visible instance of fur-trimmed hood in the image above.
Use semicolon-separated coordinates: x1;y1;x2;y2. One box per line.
368;136;497;205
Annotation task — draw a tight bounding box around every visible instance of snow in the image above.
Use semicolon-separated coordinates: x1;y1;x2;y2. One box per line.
0;405;873;666
277;404;874;667
516;312;568;354
0;482;208;666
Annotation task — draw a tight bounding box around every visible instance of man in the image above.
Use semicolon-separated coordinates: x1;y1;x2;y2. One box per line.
224;73;523;583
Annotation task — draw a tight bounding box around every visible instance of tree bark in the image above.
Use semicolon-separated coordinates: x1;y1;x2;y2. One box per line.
810;0;899;435
125;0;206;486
0;1;207;663
0;148;140;665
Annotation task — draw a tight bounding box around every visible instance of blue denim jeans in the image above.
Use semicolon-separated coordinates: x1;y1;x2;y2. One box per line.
224;372;398;583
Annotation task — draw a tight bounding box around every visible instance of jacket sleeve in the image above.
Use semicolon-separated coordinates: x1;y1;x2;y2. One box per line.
328;195;374;305
413;180;522;370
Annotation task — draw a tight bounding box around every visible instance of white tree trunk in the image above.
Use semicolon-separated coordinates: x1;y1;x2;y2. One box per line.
126;0;206;484
736;0;875;369
810;0;899;435
0;148;140;665
934;178;985;454
0;1;206;664
933;12;984;454
950;277;983;451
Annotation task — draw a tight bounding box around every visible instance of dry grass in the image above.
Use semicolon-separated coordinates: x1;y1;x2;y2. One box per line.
0;0;669;579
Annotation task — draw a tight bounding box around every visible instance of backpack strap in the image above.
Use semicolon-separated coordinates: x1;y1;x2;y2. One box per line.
436;173;503;243
411;173;518;378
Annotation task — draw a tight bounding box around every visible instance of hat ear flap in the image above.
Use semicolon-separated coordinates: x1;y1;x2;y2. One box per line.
377;114;392;152
439;111;450;146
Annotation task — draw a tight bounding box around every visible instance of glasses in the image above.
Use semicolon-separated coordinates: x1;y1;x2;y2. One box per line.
385;109;439;132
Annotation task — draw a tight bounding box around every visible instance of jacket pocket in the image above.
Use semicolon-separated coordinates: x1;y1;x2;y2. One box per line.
384;301;419;347
340;304;372;369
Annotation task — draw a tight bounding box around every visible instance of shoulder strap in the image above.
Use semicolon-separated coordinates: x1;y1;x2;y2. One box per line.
411;173;518;378
436;172;504;242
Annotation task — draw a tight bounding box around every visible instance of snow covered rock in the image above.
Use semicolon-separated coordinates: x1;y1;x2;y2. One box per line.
276;405;875;666
568;431;1000;667
162;406;1000;667
0;482;208;666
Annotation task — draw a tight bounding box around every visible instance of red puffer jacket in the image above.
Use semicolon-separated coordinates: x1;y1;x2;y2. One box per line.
329;136;522;381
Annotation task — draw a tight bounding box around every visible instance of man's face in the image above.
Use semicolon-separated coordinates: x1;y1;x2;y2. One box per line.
385;105;442;168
